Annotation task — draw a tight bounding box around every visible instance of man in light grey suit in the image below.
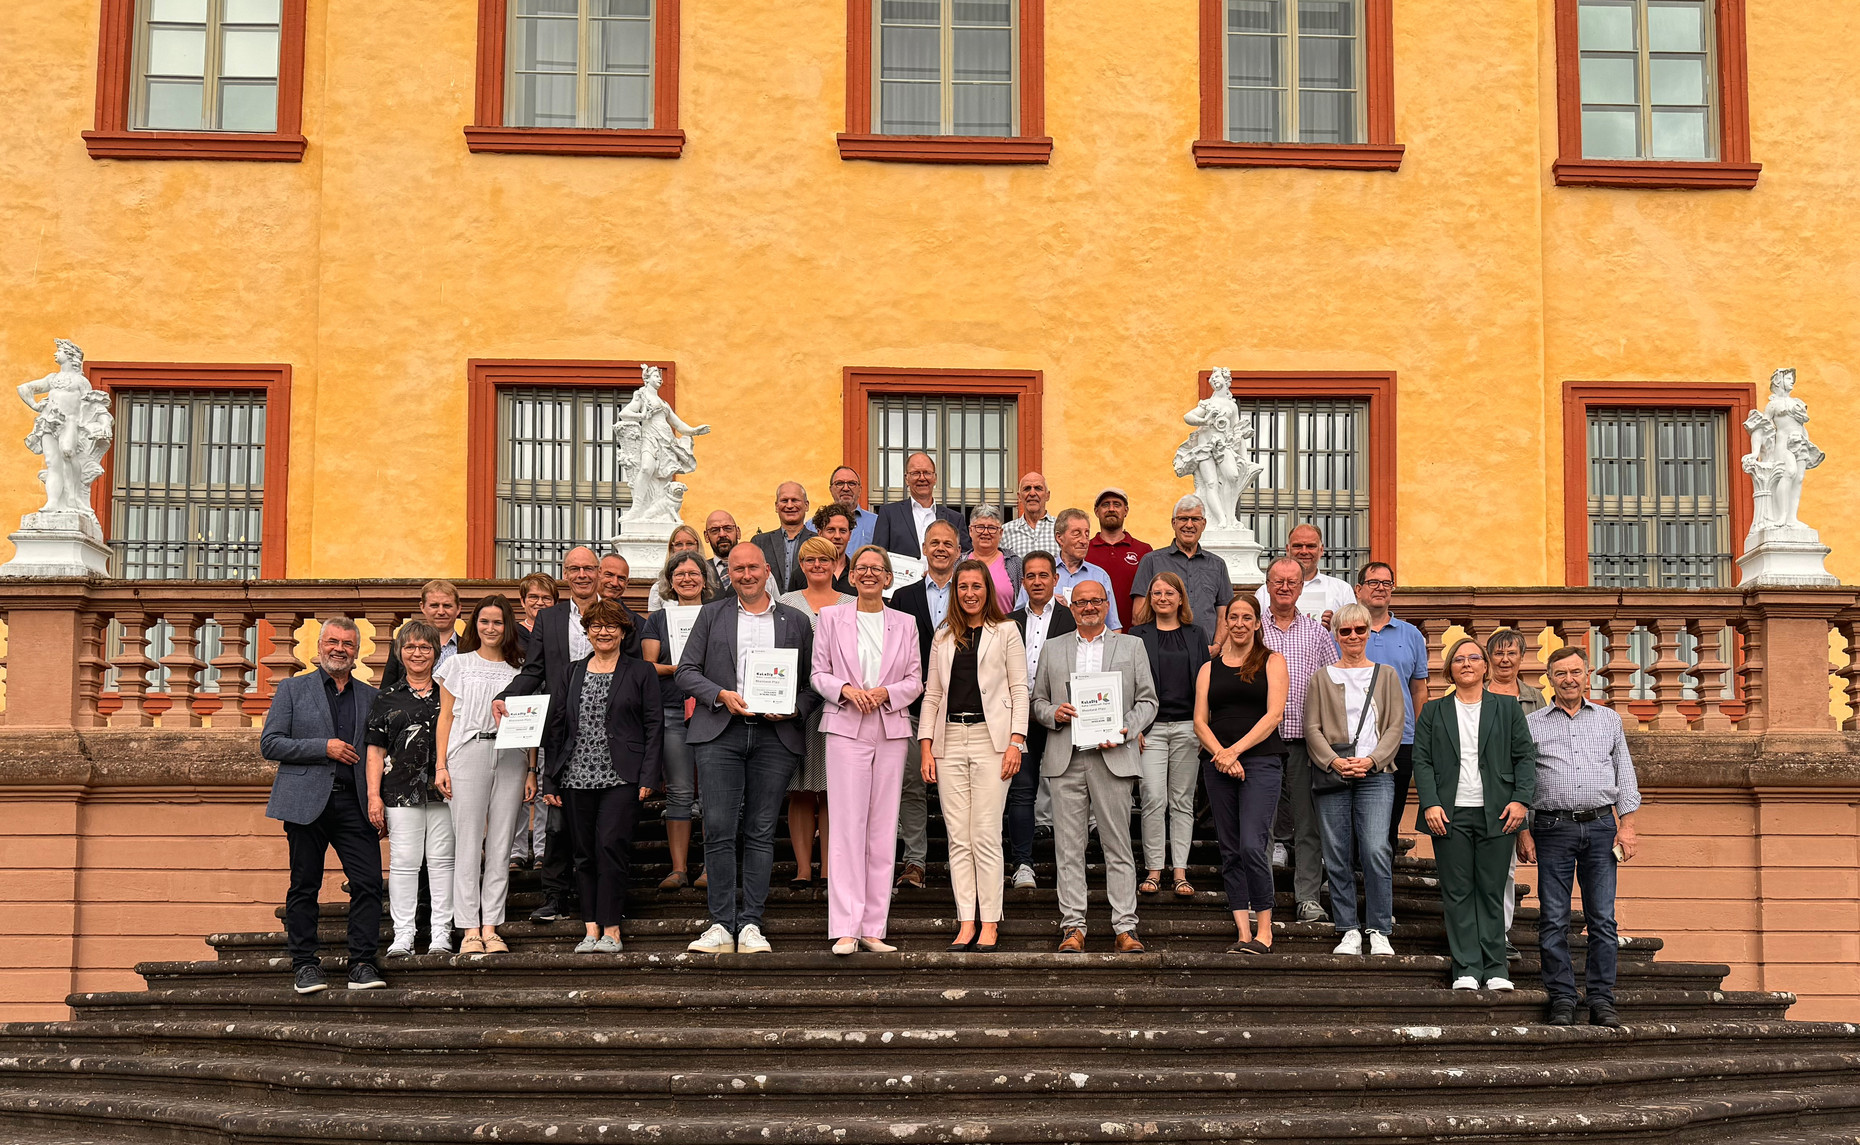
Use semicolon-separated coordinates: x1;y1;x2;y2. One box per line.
261;617;385;995
1031;580;1157;954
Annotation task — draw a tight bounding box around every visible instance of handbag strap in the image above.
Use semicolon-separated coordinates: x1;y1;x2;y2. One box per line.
1344;663;1382;749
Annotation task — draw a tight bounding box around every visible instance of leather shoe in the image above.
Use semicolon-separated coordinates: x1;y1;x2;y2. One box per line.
895;863;926;890
1056;928;1086;954
1546;999;1578;1026
1588;1001;1623;1028
1113;931;1145;954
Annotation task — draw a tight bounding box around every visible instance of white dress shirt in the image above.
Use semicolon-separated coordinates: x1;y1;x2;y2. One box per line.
1022;599;1058;677
735;597;777;688
568;602;592;660
1074;628;1109;675
910;500;936;549
1255;571;1358;621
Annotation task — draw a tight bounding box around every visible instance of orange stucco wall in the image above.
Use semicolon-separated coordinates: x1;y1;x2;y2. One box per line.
0;0;1855;583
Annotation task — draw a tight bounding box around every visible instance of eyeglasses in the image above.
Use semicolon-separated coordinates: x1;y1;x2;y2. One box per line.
1450;654;1486;665
1172;515;1205;524
1335;625;1368;636
1072;598;1107;609
587;623;623;634
969;523;1001;533
1361;578;1394;589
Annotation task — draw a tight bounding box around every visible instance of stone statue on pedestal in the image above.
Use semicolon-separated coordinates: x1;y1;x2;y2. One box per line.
1174;367;1266;584
2;339;116;577
1737;367;1837;587
612;364;708;574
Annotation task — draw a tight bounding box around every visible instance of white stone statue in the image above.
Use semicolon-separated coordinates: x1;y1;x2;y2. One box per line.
2;339;116;576
1173;367;1264;533
614;364;708;525
1736;367;1836;587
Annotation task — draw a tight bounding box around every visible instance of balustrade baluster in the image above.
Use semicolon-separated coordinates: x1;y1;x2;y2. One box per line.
1688;617;1733;731
159;612;208;727
1514;619;1551;699
111;611;158;727
75;611;109;727
1418;618;1453;701
363;611;403;686
1735;616;1767;732
1600;619;1641;727
259;612;308;708
1841;618;1860;732
211;612;257;727
1645;617;1689;730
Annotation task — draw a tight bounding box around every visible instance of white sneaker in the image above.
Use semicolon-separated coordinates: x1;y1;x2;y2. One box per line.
426;937;453;956
687;923;736;954
1368;932;1396;957
384;942;414;960
1271;843;1289;868
1331;930;1363;956
736;924;772;954
1485;977;1515;992
1452;976;1480;990
1012;864;1036;890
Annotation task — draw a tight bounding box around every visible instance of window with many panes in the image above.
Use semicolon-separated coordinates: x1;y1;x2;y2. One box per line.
875;0;1018;137
111;389;268;580
867;394;1016;513
1577;0;1716;160
496;387;630;577
1234;398;1370;575
1586;406;1731;587
1225;0;1365;144
507;0;655;129
134;0;282;133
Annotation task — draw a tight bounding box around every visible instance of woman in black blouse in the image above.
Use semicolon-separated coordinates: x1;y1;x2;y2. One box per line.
364;621;451;958
1127;572;1210;899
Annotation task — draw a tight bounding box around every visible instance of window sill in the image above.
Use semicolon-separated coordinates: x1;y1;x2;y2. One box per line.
1192;141;1405;171
1553;159;1762;189
463;126;686;158
836;134;1053;165
82;130;307;161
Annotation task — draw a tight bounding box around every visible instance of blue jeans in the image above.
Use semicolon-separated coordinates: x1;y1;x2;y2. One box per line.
660;708;696;821
1315;771;1394;935
1534;808;1620;1006
695;719;799;932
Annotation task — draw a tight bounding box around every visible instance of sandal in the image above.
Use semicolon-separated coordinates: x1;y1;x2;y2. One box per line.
694;870;708;889
1173;878;1196;898
1138;875;1163;895
658;870;690;892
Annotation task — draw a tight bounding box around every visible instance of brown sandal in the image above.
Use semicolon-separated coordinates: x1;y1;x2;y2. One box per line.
1138;875;1162;895
1174;878;1196;898
659;870;690;891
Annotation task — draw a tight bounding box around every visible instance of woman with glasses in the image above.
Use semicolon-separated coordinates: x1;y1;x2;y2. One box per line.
812;545;923;954
1303;603;1405;957
1127;571;1208;900
779;535;856;888
963;504;1020;608
639;549;715;891
1413;636;1537;991
644;524;706;613
365;621;451;958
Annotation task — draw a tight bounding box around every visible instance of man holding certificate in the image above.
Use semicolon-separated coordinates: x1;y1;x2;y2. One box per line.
1030;581;1158;954
676;543;820;955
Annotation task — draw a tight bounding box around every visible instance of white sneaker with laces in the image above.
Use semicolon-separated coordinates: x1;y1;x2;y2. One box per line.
1485;977;1515;992
1368;932;1396;957
736;924;772;954
1451;976;1480;990
426;937;453;957
1331;929;1363;956
1012;864;1036;890
687;923;736;954
384;942;414;960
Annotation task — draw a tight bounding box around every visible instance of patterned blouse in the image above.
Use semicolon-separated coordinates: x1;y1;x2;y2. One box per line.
363;682;442;807
562;669;620;790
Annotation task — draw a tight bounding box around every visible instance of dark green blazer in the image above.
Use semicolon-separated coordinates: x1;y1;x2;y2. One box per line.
1412;690;1538;835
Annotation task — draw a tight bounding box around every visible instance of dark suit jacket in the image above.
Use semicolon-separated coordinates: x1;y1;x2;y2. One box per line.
261;671;378;824
1125;621;1210;712
1412;690;1539;836
674;597;821;756
751;525;815;594
541;654;664;797
497;598;641;759
870;499;969;559
1010;601;1077;642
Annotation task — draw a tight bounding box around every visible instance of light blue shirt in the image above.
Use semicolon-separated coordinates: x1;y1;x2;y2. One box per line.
848;508;877;554
924;573;953;630
1365;613;1429;744
1015;559;1120;629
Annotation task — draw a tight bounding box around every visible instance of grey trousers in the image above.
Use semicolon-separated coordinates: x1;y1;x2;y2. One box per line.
898;727;929;868
1052;747;1138;935
449;739;528;928
1273;740;1324;905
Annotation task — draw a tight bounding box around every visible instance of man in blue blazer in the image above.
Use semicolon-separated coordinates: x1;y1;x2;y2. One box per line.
870;451;969;558
261;617;384;995
675;543;820;955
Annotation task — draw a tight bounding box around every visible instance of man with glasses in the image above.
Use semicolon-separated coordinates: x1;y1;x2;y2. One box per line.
828;466;877;552
1253;524;1356;627
872;452;969;559
1260;557;1340;923
1130;495;1234;646
1356;561;1431;849
1001;471;1055;560
1087;487;1152;613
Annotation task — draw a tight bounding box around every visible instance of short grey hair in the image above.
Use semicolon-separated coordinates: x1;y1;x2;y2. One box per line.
1266;556;1303;581
1054;507;1091;535
321;616;361;640
1488;627;1528;656
1331;603;1370;635
970;504;1005;524
1173;494;1206;516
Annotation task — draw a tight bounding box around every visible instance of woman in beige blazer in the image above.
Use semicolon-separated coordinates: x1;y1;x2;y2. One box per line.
920;558;1029;952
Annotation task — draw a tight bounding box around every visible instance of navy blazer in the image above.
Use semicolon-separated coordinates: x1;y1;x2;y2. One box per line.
262;670;378;825
542;654;664;797
674;596;821;756
870;499;969;559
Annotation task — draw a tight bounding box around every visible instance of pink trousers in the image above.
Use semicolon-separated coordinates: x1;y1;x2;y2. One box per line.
824;730;908;939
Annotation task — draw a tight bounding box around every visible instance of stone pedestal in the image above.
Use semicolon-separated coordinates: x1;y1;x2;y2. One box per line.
1200;528;1266;587
0;511;111;578
1738;526;1837;588
612;517;678;580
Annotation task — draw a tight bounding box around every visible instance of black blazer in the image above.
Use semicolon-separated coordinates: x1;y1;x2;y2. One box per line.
542;654;664;797
496;598;641;758
888;576;944;717
1125;621;1210;714
751;526;815;594
871;499;969;558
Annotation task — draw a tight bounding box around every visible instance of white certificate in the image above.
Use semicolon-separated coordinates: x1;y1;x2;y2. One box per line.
885;552;926;598
1069;672;1125;746
663;604;702;663
743;647;799;715
495;695;550;750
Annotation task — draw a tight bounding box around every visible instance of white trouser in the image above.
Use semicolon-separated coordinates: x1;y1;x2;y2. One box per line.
449;739;529;927
386;803;455;945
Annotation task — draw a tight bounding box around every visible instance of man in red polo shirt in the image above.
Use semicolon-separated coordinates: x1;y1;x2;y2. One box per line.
1087;488;1152;617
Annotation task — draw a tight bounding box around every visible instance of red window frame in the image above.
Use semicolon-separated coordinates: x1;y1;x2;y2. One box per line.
841;368;1044;496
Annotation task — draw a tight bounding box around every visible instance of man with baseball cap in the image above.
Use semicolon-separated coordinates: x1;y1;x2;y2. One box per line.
1087;488;1151;618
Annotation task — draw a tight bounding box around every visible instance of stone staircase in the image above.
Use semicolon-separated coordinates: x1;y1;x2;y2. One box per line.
4;796;1860;1143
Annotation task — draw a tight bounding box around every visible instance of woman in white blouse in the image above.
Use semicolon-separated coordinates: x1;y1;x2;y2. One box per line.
1302;602;1405;957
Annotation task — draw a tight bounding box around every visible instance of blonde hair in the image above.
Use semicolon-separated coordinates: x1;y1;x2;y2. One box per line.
798;535;838;563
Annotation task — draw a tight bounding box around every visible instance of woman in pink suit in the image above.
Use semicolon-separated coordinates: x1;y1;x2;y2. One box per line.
812;545;925;955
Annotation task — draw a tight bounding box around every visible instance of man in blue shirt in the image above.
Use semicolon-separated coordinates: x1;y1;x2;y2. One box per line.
828;465;878;552
1357;561;1430;849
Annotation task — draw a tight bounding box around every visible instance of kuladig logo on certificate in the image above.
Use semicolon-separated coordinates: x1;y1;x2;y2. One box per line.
885;553;926;599
495;695;550;750
744;647;799;715
1068;672;1125;746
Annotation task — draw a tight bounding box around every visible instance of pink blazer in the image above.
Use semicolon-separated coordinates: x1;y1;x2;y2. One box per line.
811;603;924;741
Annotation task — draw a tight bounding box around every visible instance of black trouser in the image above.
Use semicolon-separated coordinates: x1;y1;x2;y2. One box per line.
1203;754;1283;913
283;784;383;968
1386;743;1416;847
565;783;642;928
539;799;576;905
1004;722;1047;869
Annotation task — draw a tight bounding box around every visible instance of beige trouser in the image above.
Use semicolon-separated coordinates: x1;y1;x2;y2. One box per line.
936;721;1010;922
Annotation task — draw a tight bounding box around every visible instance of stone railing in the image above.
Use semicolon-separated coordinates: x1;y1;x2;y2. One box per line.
0;580;1854;735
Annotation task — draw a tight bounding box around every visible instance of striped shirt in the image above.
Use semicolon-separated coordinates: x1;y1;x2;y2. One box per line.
1258;610;1338;740
1526;699;1642;815
1001;513;1057;560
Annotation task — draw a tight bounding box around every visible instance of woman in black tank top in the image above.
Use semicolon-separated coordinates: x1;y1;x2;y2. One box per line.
1194;596;1289;954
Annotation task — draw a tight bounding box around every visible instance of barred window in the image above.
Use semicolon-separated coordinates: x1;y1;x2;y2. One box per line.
1578;0;1716;160
876;0;1018;137
1586;406;1731;588
111;389;267;580
134;0;282;133
497;386;629;578
508;0;655;130
868;394;1016;513
1235;398;1370;576
1226;0;1366;144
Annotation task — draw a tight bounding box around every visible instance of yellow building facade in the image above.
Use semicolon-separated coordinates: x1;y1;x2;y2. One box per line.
1;0;1855;586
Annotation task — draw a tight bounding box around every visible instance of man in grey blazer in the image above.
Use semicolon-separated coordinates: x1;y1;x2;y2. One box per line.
675;543;820;955
261;617;385;994
1030;581;1157;953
